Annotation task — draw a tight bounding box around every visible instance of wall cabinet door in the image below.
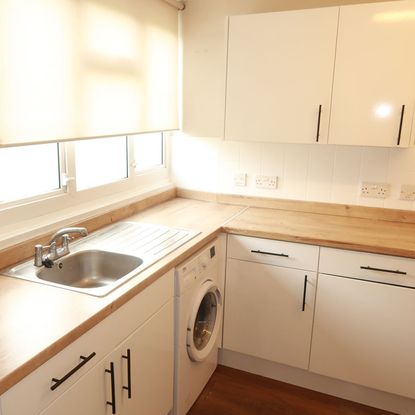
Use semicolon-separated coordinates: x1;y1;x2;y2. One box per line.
223;258;316;370
224;7;338;144
309;274;415;399
329;1;415;147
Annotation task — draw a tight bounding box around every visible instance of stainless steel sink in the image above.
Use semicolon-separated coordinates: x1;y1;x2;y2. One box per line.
2;222;199;296
37;250;143;289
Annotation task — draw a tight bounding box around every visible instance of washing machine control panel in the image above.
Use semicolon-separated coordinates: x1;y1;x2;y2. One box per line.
178;242;219;291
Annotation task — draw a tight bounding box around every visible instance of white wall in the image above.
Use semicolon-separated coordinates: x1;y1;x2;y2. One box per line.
171;0;415;210
171;134;415;210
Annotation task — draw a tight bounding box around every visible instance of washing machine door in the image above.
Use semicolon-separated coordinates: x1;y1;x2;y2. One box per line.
187;280;222;362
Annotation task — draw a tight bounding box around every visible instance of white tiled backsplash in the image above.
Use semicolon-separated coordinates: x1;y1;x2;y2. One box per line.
170;133;415;210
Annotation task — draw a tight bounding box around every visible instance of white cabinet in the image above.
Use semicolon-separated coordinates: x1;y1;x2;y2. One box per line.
329;0;415;147
121;301;173;415
225;1;415;147
224;7;338;144
38;350;119;415
39;301;173;415
223;235;318;369
310;248;415;399
1;270;174;415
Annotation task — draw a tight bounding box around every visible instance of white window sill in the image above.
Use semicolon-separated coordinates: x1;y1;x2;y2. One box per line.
0;181;174;251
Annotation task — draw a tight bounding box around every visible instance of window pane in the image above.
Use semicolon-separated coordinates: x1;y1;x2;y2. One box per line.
132;133;163;172
75;136;128;191
0;143;60;202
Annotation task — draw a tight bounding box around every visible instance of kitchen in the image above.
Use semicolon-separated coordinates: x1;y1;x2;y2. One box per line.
1;0;415;414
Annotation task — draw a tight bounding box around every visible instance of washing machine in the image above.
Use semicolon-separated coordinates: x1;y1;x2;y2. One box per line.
173;236;224;415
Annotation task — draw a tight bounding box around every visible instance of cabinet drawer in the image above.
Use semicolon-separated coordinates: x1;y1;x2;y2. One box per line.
1;270;173;415
227;235;319;271
320;248;415;287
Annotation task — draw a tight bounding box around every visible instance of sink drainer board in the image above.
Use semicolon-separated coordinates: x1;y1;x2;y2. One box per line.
3;222;200;296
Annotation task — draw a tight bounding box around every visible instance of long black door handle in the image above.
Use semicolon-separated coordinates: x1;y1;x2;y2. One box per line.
251;250;289;258
51;352;96;391
360;266;406;275
316;105;322;143
302;275;308;312
122;349;132;399
397;104;405;146
105;362;116;414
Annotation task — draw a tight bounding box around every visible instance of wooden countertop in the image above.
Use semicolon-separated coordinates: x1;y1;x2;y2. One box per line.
223;207;415;258
0;198;244;395
1;195;415;395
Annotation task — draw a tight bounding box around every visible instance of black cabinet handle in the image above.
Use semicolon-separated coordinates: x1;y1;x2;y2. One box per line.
251;250;289;258
122;349;132;399
302;275;308;312
360;266;407;275
316;104;322;142
105;362;116;414
51;352;96;391
397;104;405;146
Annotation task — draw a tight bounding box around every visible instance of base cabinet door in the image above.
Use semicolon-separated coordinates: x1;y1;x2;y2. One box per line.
40;300;173;415
39;351;121;415
223;258;316;369
310;274;415;399
121;300;173;415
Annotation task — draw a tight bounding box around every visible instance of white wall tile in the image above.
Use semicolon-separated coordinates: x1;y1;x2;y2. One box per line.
171;135;219;192
306;146;335;202
240;142;262;189
331;146;362;205
218;140;240;194
282;144;310;200
170;132;415;211
360;147;390;183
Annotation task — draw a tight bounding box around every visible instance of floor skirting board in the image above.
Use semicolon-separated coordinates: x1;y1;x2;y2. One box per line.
219;349;415;415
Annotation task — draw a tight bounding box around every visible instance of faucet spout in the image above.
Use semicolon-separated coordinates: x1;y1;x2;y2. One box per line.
49;227;88;245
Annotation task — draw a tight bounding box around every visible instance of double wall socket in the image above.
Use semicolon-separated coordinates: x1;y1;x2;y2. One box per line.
360;182;391;199
234;173;247;187
400;184;415;201
255;175;278;189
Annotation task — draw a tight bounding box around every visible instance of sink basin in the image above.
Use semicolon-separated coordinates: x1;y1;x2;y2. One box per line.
37;250;143;289
2;221;199;296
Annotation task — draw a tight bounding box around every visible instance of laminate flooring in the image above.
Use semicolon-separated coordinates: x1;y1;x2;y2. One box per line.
188;366;395;415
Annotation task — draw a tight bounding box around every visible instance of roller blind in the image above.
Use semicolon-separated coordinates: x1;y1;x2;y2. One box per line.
0;0;178;146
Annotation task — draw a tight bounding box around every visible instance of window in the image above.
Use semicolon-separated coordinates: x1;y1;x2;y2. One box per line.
0;132;166;207
75;136;128;191
0;143;60;203
132;132;163;172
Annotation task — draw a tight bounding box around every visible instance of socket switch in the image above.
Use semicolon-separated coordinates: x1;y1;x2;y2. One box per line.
360;182;390;199
234;173;247;187
255;175;278;190
400;184;415;201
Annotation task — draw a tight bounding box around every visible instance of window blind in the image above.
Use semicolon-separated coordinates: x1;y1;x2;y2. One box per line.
0;0;178;146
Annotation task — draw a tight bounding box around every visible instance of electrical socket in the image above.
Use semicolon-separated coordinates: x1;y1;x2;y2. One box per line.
400;184;415;201
255;175;278;189
360;182;390;199
234;173;247;187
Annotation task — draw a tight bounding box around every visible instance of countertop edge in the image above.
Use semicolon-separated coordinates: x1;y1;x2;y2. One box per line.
0;228;222;395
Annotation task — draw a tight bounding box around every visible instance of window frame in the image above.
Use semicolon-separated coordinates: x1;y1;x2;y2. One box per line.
0;132;169;236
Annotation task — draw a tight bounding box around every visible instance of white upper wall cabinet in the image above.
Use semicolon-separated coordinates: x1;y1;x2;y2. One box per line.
224;7;339;144
329;1;415;147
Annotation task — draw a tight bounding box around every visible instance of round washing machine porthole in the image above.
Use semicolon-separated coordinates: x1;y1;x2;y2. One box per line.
187;280;222;362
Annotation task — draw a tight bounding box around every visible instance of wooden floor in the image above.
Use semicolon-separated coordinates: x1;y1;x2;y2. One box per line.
188;366;395;415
